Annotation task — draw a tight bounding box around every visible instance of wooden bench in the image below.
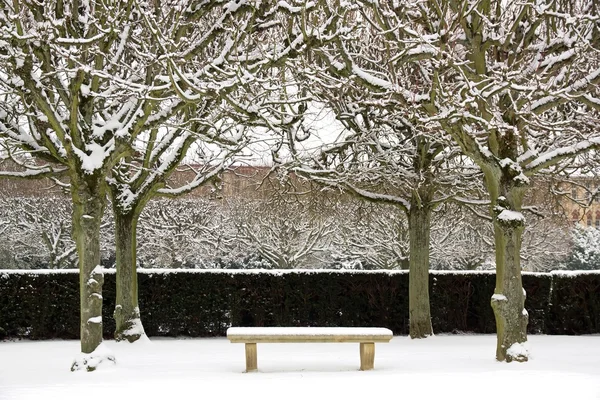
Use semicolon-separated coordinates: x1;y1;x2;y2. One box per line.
226;327;393;372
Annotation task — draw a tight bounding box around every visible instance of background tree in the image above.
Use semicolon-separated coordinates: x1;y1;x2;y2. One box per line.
567;225;600;270
137;198;231;268
228;194;337;269
333;201;411;270
0;196;76;269
430;203;495;270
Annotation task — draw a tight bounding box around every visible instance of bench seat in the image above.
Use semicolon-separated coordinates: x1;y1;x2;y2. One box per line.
226;327;393;372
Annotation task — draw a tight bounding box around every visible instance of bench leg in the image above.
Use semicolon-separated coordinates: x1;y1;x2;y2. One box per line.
360;342;375;371
245;343;258;372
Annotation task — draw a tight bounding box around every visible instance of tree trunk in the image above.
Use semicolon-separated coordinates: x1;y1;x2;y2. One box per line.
407;200;433;339
113;209;146;342
487;171;529;362
70;172;115;371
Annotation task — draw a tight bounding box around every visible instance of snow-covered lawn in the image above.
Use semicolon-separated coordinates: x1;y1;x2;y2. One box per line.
1;335;599;400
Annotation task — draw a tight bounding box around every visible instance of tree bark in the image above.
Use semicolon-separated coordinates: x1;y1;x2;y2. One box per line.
407;199;433;339
69;171;115;371
487;170;529;362
113;209;145;342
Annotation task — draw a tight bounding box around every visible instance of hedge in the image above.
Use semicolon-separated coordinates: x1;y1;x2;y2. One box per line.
0;269;597;340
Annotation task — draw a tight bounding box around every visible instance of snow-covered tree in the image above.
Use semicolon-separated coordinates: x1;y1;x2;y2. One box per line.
0;196;76;268
430;203;495;270
103;0;337;342
0;0;150;367
228;196;336;269
278;2;483;337
137;198;232;268
430;201;571;272
1;0;338;358
0;0;287;369
520;214;571;271
333;201;411;270
567;225;600;270
106;78;246;344
320;0;600;361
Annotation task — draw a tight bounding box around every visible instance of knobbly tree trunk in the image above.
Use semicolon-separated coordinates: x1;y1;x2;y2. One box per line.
70;172;114;371
113;209;145;342
407;196;433;339
486;168;529;362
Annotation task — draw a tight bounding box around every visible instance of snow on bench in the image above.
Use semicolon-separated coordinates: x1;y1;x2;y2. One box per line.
226;327;393;372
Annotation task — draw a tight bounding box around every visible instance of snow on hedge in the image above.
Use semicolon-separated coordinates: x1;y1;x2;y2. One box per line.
1;268;597;279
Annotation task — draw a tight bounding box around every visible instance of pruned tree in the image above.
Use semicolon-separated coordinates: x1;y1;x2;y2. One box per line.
333;200;411;270
275;1;482;338
103;0;338;342
0;196;76;269
137;198;232;268
106;100;246;343
228;196;336;269
1;0;341;360
0;0;277;369
319;0;600;361
0;0;153;368
293;118;480;339
430;203;495;270
519;214;571;272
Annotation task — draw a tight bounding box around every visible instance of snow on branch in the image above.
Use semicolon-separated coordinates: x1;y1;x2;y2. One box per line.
526;137;600;174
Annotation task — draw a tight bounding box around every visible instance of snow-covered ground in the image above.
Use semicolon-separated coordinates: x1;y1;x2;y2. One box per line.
1;335;599;400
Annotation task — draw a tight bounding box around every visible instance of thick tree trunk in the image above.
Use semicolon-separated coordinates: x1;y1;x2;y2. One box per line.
488;172;529;362
407;201;433;339
113;210;146;342
70;172;115;371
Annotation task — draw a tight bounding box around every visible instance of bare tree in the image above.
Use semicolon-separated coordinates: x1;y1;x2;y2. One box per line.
137;198;232;268
430;203;495;271
0;196;76;268
319;0;600;361
333;200;411;270
102;0;339;342
0;0;137;365
0;0;300;369
278;3;482;337
228;196;336;269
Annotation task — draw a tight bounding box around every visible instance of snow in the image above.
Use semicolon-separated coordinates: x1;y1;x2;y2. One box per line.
2;269;594;278
497;210;526;223
224;0;248;12
351;65;394;89
539;49;576;70
87;278;98;286
551;270;600;277
70;342;115;372
122;308;145;337
122;318;145;337
0;335;599;400
87;316;102;324
71;142;111;174
277;0;303;12
227;327;393;337
491;294;507;301
527;136;600;171
56;33;107;45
